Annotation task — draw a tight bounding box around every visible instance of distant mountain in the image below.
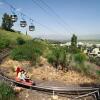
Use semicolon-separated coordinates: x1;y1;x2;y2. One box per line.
78;34;100;40
32;32;100;42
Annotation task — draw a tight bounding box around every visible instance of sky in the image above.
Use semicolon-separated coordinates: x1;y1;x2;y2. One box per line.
0;0;100;40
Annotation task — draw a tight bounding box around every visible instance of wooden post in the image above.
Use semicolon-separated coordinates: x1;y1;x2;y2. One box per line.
95;91;100;100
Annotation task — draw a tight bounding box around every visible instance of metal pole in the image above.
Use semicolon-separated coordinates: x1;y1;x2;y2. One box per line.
26;30;27;36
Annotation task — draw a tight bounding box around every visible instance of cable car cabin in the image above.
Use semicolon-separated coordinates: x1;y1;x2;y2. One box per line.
20;21;27;27
11;15;18;22
29;25;35;31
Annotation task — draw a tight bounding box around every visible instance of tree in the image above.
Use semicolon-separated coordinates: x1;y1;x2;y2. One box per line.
71;34;77;47
1;13;14;31
92;44;97;49
47;46;72;71
47;47;60;69
70;34;79;53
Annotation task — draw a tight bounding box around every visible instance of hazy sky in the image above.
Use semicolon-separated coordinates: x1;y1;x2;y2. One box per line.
0;0;100;40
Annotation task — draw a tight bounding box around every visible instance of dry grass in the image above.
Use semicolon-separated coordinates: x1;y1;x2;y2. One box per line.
0;58;30;77
0;58;96;85
31;65;94;85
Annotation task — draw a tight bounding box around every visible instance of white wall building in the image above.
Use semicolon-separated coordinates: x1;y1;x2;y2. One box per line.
89;48;100;57
96;44;100;47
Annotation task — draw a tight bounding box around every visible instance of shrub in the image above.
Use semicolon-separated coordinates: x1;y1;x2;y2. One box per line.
96;70;100;76
95;57;100;66
31;47;42;65
47;46;71;71
0;37;10;49
74;53;87;64
72;53;92;75
47;47;60;68
16;37;25;45
89;57;100;66
59;50;71;67
89;56;95;63
0;82;16;100
69;46;81;54
10;41;42;65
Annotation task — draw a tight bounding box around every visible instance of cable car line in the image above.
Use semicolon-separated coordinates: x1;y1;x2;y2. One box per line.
38;0;74;33
20;13;27;27
17;10;62;34
31;0;66;32
31;0;69;33
31;0;73;33
29;19;35;31
17;11;62;34
2;0;63;34
2;0;18;22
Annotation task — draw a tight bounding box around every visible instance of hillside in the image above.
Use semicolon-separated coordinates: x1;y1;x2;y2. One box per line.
0;29;99;100
0;29;32;44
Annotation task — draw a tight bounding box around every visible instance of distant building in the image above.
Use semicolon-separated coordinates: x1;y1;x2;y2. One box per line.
77;42;84;46
96;44;100;47
89;48;100;57
86;43;93;47
84;49;88;54
60;42;71;47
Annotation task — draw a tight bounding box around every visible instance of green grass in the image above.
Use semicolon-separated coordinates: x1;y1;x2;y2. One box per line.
0;82;16;100
0;29;32;44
